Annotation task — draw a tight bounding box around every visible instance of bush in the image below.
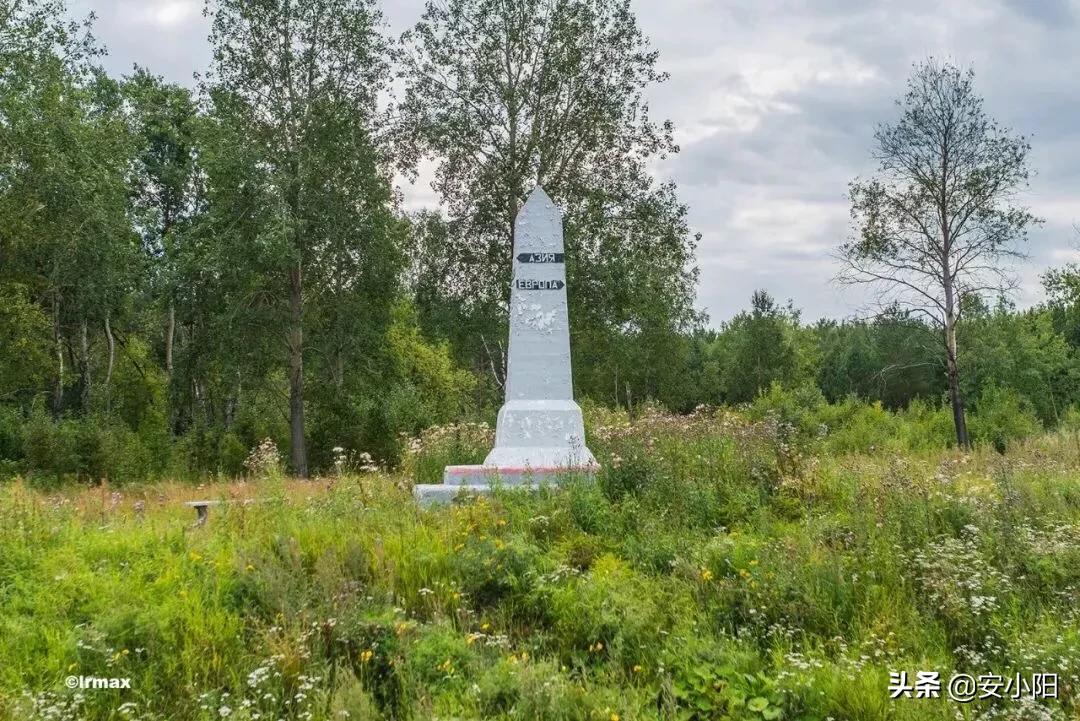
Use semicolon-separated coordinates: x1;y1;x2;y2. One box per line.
969;384;1042;448
401;421;494;484
746;382;827;439
895;397;956;449
817;398;901;455
22;411;160;485
0;406;25;471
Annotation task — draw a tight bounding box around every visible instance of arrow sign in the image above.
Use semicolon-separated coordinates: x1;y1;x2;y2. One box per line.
514;279;565;291
517;252;564;263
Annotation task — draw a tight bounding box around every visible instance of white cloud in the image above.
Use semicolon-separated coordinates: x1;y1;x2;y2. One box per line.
143;1;199;28
71;0;1080;324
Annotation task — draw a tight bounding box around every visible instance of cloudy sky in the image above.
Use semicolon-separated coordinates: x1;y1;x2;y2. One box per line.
70;0;1080;325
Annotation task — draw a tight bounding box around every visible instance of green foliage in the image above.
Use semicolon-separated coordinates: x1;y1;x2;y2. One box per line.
961;304;1075;426
0;285;52;400
398;0;702;408
711;291;818;404
4;416;1080;720
815;309;944;409
21;410;164;485
401;421;494;485
6;0;1080;486
665;640;785;721
968;384;1042;447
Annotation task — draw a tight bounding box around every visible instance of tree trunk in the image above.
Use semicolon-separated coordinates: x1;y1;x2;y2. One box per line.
288;263;308;477
165;303;175;377
938;130;970;450
79;318;91;411
332;351;344;390
52;294;64;417
225;370;241;429
104;314;115;410
944;320;971;450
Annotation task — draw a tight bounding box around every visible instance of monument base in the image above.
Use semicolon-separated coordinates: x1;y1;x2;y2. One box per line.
413;463;597;506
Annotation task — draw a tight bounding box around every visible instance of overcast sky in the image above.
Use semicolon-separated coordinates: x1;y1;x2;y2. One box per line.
69;0;1080;325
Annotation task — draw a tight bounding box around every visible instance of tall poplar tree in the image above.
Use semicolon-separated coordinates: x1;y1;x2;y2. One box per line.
205;0;397;475
397;0;700;403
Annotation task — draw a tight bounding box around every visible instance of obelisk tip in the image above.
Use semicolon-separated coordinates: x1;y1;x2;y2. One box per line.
524;185;554;209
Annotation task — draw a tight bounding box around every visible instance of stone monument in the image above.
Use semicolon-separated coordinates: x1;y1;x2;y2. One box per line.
414;186;597;505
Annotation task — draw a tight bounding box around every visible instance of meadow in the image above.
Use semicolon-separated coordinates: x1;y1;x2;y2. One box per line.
1;403;1079;721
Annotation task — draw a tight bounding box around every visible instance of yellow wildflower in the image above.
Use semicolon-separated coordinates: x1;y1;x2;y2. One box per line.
700;568;713;581
360;649;374;663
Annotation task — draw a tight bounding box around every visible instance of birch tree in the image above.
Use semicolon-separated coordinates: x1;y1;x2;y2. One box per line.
839;60;1040;449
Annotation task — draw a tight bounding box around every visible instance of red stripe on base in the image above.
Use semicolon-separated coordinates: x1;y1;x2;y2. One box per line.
445;465;597;475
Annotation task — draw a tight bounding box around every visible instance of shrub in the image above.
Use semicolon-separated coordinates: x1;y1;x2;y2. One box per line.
896;397;956;449
450;535;544;612
746;382;827;439
404;624;474;698
401;421;494;485
21;411;158;485
969;384;1042;448
818;398;902;455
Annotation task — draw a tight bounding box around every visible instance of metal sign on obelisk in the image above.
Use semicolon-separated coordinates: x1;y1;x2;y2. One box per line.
414;186;597;504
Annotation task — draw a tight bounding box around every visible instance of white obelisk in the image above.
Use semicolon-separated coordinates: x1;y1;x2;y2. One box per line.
415;186;596;504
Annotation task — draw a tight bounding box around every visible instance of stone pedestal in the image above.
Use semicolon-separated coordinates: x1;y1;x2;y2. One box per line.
415;187;597;505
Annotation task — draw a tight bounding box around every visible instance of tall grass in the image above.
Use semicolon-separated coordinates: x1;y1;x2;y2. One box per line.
1;409;1079;720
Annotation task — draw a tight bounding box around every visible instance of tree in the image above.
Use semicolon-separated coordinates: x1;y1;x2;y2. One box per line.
397;0;700;400
1043;240;1080;351
959;300;1074;426
839;60;1040;449
814;309;943;408
122;69;202;386
205;0;397;475
0;0;139;417
711;291;815;404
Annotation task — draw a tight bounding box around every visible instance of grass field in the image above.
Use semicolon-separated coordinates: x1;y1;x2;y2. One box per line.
1;408;1079;720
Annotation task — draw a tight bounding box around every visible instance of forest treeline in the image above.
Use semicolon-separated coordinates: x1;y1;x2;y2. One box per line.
2;0;1079;483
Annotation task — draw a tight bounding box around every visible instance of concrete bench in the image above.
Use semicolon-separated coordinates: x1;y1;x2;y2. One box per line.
185;499;261;526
